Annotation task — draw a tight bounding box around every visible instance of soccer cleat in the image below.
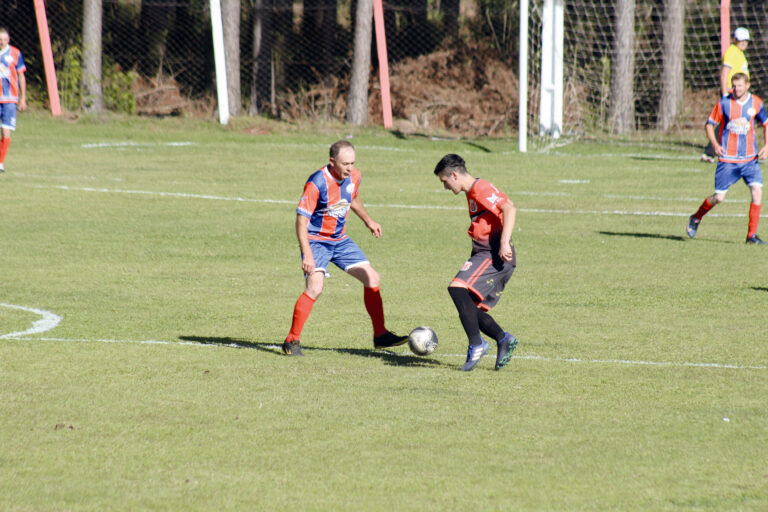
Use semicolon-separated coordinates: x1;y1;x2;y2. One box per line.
686;215;700;239
461;339;490;372
746;234;767;245
495;332;518;370
700;153;715;163
0;163;4;173
373;330;409;349
282;339;304;356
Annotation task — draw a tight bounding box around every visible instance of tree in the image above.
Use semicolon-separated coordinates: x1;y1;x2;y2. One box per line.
609;0;635;134
442;0;460;40
82;0;104;113
657;0;684;130
222;0;242;117
249;0;273;115
346;0;372;125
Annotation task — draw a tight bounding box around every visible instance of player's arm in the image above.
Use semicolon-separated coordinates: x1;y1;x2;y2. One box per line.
18;70;26;111
720;65;731;96
706;122;723;157
760;122;768;161
498;200;516;262
295;214;315;274
350;195;382;238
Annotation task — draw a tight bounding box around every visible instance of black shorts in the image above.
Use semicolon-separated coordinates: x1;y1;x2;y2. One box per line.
451;246;516;310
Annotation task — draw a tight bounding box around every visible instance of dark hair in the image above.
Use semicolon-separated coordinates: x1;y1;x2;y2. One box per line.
434;154;467;175
731;72;749;84
0;28;8;36
330;140;354;159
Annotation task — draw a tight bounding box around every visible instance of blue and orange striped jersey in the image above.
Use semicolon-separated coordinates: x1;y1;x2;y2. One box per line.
708;92;768;163
0;45;25;104
297;165;361;242
466;178;509;251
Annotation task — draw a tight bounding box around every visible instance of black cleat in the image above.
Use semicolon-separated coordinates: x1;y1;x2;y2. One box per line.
686;215;700;239
374;331;408;349
746;234;767;245
495;332;518;370
282;340;304;356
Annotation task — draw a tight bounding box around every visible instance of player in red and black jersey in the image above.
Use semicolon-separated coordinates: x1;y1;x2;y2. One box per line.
434;154;518;371
282;140;407;356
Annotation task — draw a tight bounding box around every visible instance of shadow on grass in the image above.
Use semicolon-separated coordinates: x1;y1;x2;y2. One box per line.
178;335;445;368
751;287;768;292
598;230;686;242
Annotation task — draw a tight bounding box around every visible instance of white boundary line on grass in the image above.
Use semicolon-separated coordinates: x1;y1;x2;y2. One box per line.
0;303;63;339
1;334;764;371
28;185;758;218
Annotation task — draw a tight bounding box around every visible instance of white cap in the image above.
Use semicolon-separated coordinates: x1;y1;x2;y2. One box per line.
734;27;750;41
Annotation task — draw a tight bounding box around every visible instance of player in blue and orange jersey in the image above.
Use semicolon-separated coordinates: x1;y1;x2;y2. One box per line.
434;154;518;371
687;73;768;244
0;27;27;173
282;140;408;356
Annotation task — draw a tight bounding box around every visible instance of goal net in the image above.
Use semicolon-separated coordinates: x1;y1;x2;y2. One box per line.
524;0;768;151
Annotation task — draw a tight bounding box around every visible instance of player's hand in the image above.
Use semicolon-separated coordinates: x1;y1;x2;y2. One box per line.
18;98;26;111
367;221;382;238
499;244;513;262
301;254;315;275
759;145;768;160
714;144;725;157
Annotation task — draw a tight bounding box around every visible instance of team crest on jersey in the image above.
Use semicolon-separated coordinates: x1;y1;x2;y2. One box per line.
748;107;756;118
346;182;355;195
461;261;473;271
469;199;478;213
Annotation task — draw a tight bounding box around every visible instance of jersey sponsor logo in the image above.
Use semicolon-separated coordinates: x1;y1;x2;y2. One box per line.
469;199;478;213
726;117;750;136
461;261;473;271
320;200;350;219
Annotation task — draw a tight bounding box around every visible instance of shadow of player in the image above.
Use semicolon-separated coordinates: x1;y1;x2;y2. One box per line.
178;335;444;368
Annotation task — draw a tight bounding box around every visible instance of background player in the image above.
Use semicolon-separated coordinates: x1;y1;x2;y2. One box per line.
282;140;407;356
701;27;750;163
0;27;26;173
434;154;518;371
688;73;768;244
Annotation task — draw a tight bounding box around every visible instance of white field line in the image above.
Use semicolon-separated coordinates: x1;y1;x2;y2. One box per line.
29;185;759;218
81;141;195;148
2;335;764;370
0;303;63;339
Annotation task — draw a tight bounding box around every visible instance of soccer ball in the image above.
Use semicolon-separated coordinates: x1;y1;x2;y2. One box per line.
408;326;438;356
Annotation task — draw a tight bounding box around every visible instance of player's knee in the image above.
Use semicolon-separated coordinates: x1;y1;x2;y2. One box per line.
712;193;725;204
366;269;380;288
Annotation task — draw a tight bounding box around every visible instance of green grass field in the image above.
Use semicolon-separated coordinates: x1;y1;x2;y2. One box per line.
1;112;766;510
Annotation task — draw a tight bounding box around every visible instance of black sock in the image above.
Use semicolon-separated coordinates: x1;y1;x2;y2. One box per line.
448;287;483;346
478;310;505;342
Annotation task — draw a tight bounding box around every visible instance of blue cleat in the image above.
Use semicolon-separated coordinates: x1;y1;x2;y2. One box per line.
461;340;490;372
686;215;700;239
495;332;518;370
746;234;767;245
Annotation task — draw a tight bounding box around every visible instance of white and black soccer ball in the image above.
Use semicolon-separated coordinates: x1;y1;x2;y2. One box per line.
408;326;438;356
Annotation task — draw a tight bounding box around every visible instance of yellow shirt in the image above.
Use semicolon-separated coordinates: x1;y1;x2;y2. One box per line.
723;44;749;88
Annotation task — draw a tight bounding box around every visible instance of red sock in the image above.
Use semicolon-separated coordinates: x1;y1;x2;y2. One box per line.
0;137;9;164
287;291;315;341
364;286;387;337
748;203;761;238
693;197;715;220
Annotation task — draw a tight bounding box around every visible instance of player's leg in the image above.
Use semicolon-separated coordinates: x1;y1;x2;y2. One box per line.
336;239;407;348
284;242;330;355
745;163;764;243
688;162;734;238
0;125;12;173
448;283;489;371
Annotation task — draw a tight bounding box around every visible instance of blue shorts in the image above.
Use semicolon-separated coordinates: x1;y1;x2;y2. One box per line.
305;237;369;274
714;160;762;193
0;103;18;131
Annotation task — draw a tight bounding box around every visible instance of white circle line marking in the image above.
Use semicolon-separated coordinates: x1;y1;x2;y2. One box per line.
0;303;63;339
